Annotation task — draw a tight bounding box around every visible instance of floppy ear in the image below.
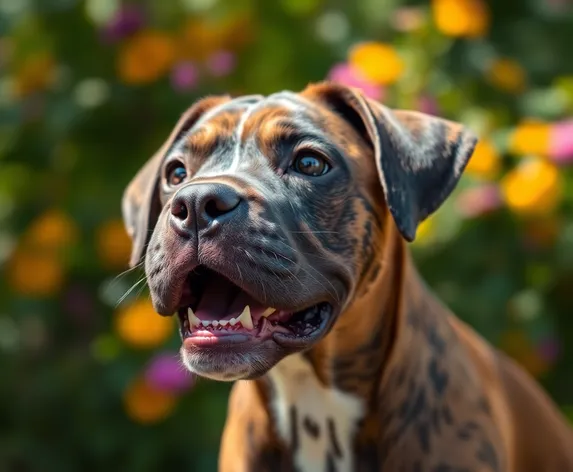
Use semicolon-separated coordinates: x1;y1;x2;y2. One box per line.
122;95;231;268
303;82;478;241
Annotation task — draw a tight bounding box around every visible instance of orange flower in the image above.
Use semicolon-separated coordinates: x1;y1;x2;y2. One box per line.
486;59;527;94
501;158;563;216
509;120;550;156
115;299;174;348
96;219;132;270
23;209;78;250
432;0;490;38
117;31;176;84
14;52;57;97
348;42;404;85
464;138;500;180
7;251;64;297
123;376;177;424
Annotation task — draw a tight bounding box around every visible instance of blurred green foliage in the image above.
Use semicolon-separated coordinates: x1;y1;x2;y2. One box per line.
1;0;573;470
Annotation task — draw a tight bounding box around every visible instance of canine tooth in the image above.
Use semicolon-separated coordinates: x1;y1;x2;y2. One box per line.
229;317;238;326
201;320;210;327
238;305;253;330
261;307;276;317
219;319;229;327
187;307;201;327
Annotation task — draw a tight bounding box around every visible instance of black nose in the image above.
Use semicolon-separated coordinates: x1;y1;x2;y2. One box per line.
170;183;243;233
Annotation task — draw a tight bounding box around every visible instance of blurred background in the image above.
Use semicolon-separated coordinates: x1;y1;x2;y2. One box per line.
1;0;572;470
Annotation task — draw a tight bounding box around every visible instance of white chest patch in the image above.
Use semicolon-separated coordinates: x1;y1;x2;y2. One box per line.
268;354;364;472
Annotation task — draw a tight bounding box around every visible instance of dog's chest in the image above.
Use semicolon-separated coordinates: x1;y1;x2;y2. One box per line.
268;354;364;472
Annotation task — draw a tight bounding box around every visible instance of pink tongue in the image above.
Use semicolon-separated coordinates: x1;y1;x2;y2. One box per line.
194;276;267;321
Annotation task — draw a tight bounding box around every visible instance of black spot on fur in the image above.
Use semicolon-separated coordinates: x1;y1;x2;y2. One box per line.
428;358;449;396
417;421;431;454
476;439;500;471
328;418;343;459
303;416;320;439
290;406;299;452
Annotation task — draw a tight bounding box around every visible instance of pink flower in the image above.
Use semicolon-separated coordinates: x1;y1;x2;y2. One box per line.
549;119;573;164
206;50;236;77
170;61;199;92
456;184;503;218
145;353;195;393
327;62;383;101
418;95;440;116
100;5;145;44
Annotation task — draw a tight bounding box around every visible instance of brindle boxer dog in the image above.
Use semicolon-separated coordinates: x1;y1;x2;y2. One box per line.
122;82;573;472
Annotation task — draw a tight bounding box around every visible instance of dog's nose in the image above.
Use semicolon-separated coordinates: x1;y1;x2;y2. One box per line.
170;183;243;233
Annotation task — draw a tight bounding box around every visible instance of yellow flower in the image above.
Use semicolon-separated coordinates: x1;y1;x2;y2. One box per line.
117;31;176;85
115;299;174;349
501;158;563;216
348;42;404;85
464;138;500;180
486;59;526;94
432;0;490;38
23;210;78;250
509;120;550;156
14;52;57;97
123;376;177;424
414;217;435;244
96;219;132;270
7;251;64;297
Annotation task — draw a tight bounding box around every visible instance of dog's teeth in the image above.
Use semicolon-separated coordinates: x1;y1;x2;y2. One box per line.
212;320;219;327
229;317;238;326
238;305;253;330
261;307;276;318
201;320;210;327
187;307;201;327
219;319;229;327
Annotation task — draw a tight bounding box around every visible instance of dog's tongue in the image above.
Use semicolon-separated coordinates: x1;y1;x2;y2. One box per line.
194;275;267;321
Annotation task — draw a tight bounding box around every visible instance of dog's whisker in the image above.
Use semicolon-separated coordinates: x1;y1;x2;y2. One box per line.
115;276;148;307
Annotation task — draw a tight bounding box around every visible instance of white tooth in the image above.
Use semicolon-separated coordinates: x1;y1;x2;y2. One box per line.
187;307;201;327
201;320;210;327
229;317;238;326
261;307;276;318
219;319;229;327
238;305;253;330
212;320;219;327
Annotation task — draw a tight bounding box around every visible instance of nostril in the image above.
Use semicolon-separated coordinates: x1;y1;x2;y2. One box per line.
204;195;241;220
171;200;189;221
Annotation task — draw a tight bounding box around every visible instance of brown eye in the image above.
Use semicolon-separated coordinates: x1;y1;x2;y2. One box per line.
166;162;187;187
291;152;330;177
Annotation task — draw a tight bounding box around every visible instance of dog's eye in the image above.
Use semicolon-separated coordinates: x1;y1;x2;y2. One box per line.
166;163;188;187
291;152;330;177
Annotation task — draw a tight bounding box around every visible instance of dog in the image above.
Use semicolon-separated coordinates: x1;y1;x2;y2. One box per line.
122;82;573;471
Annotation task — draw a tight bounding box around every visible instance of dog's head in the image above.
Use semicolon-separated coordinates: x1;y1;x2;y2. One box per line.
122;82;477;381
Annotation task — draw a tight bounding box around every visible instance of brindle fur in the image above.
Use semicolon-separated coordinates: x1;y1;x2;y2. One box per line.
122;82;573;471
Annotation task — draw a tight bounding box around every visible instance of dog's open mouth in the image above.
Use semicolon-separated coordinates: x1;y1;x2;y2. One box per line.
176;266;333;346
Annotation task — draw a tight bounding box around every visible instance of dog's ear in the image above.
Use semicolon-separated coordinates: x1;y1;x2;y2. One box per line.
122;95;231;268
303;82;478;241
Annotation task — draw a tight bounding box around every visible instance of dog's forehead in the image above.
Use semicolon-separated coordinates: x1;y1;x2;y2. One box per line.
192;91;322;138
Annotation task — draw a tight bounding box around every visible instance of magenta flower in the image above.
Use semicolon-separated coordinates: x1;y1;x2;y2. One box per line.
170;61;200;92
537;336;561;363
327;62;383;101
206;51;236;78
145;353;195;393
418;95;440;116
549;119;573;165
456;184;503;219
100;5;145;44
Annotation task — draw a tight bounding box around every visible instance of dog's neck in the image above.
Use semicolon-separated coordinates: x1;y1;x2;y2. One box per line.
261;226;492;470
